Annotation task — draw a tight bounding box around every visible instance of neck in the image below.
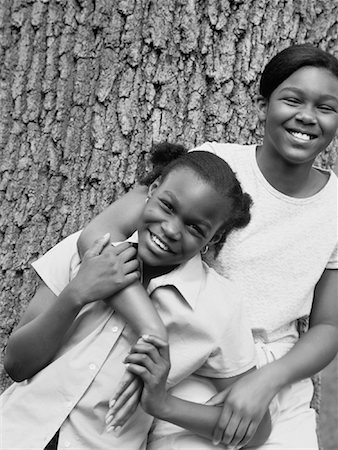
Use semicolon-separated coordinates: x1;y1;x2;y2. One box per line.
256;145;324;197
141;261;178;288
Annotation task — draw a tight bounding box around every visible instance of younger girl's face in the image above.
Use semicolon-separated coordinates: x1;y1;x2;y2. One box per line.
137;167;230;268
258;66;338;165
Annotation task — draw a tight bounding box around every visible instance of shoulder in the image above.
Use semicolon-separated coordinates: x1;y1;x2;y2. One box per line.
31;230;82;295
193;141;255;155
192;142;256;168
201;262;243;310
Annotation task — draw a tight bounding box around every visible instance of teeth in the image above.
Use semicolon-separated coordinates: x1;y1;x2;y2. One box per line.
151;233;169;251
290;131;312;141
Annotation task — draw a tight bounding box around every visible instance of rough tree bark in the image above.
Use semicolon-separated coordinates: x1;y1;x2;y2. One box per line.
0;0;337;413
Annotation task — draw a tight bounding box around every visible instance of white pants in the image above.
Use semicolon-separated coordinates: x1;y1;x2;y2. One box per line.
147;343;319;450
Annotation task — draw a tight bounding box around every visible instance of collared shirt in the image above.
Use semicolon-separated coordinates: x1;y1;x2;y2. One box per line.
1;231;256;450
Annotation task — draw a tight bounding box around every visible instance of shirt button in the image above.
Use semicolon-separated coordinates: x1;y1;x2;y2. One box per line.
111;326;119;332
64;442;71;448
89;363;97;370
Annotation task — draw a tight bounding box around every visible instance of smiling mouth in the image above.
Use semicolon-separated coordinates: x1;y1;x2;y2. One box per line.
287;130;316;142
150;231;172;253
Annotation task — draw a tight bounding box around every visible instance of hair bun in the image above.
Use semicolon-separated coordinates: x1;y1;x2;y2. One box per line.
150;142;187;167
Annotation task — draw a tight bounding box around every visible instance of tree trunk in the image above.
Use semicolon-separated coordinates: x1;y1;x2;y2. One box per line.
0;0;337;400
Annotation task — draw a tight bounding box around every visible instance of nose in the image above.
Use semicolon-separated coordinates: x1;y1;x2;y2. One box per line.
161;218;182;240
295;104;317;124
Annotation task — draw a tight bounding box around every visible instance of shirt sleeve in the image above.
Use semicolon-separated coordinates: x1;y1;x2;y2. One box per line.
326;241;338;269
195;286;256;378
189;142;217;153
31;230;82;296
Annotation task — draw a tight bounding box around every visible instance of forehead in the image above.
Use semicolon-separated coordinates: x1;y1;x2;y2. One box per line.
274;66;338;98
159;168;227;218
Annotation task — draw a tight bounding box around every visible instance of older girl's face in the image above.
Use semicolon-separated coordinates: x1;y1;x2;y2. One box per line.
137;167;230;268
257;66;338;165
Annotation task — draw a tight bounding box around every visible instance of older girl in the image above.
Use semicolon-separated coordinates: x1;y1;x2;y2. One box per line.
79;44;338;449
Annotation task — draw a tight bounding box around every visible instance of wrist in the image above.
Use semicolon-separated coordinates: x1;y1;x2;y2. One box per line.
260;360;290;394
60;283;87;310
152;393;176;421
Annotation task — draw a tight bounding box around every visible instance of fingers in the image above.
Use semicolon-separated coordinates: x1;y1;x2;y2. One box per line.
212;409;257;448
105;374;142;431
140;334;170;360
83;233;110;259
212;406;232;446
106;387;142;432
236;421;257;448
205;390;228;406
221;415;249;447
114;242;138;260
109;370;136;406
123;337;169;385
126;336;169;367
122;259;139;276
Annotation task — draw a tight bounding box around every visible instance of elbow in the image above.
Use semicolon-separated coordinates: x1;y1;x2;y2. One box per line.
4;351;29;383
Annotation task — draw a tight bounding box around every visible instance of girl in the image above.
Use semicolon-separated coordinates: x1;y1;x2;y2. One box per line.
1;151;270;449
78;44;338;449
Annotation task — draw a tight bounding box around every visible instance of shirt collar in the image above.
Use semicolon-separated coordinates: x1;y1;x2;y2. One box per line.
126;232;205;310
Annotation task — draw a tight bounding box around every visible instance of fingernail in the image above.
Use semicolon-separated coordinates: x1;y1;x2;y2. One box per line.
106;425;114;433
113;426;121;434
141;334;149;340
212;438;221;446
109;399;116;408
103;233;110;239
105;414;113;424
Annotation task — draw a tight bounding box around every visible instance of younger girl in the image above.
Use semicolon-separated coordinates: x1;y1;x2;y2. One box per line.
79;44;338;449
1;151;270;449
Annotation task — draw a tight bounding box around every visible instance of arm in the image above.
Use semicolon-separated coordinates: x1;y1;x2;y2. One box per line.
4;236;139;381
78;185;148;256
207;268;338;445
107;336;271;448
78;186;167;427
260;268;338;389
78;185;167;341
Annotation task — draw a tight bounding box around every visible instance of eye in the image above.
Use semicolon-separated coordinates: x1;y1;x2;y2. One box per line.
187;223;205;237
160;199;174;212
284;97;301;105
317;104;337;113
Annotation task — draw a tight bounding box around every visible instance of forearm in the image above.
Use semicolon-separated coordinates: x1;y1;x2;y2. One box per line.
4;285;83;381
107;281;167;340
155;394;270;447
258;323;338;393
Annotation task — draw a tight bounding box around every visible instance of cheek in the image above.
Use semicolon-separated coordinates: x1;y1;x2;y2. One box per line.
142;205;158;222
322;116;338;137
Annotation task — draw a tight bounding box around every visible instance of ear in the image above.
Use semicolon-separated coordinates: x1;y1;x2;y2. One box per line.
255;95;268;122
208;231;223;247
148;179;161;198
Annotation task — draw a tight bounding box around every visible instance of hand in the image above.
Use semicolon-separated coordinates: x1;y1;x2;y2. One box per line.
124;335;170;417
105;370;143;432
206;367;275;448
69;234;140;306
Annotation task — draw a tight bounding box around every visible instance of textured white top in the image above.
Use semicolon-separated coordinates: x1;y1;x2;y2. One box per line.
195;142;338;347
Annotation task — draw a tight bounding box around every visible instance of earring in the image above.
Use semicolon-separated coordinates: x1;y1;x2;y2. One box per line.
145;197;149;203
201;245;209;255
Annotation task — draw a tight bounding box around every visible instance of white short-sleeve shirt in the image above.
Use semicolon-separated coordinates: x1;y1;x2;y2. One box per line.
1;231;256;450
